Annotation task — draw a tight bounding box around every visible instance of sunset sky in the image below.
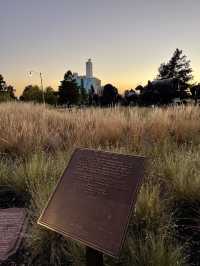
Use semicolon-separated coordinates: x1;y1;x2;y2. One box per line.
1;0;200;96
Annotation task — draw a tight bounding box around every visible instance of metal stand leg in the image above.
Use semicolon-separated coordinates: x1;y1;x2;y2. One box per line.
86;247;104;266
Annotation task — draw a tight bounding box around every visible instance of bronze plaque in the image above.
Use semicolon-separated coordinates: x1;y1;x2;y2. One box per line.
38;148;146;257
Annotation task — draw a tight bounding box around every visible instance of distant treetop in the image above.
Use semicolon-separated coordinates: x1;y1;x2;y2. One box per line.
157;48;193;86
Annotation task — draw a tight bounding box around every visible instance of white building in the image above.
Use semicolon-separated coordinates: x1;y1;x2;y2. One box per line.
73;59;102;95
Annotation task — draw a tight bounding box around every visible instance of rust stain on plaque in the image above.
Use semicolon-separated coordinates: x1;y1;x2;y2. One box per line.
38;148;146;257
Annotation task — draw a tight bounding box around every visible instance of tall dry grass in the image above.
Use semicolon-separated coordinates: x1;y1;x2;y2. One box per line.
1;102;200;265
0;102;200;155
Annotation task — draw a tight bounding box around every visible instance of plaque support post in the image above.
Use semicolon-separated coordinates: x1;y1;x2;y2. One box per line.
86;247;104;266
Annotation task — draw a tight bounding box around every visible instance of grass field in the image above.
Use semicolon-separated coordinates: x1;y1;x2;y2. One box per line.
1;102;200;265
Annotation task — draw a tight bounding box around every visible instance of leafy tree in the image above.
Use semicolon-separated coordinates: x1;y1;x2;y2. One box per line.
139;81;160;106
0;92;11;102
7;85;16;99
101;84;118;106
20;85;43;103
0;75;6;91
157;48;193;86
20;85;58;105
44;87;58;105
190;83;200;105
140;79;178;106
58;71;80;106
135;85;144;92
124;89;138;106
0;74;16;102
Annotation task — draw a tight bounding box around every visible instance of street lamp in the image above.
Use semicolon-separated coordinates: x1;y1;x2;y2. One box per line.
28;70;45;105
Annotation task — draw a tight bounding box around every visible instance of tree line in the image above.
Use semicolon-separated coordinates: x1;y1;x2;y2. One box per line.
124;48;199;106
1;48;200;106
0;70;120;107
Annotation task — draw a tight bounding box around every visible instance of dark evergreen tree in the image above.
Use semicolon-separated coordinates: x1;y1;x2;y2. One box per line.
58;71;80;106
157;48;193;86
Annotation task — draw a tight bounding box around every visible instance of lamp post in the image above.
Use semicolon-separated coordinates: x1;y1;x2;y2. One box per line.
28;70;45;105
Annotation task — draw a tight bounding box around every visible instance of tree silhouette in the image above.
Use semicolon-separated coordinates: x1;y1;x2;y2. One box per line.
20;85;43;103
44;87;58;105
124;89;138;106
0;75;6;91
102;84;118;106
20;85;58;105
0;74;16;101
7;85;16;99
157;48;193;86
190;84;200;105
58;71;80;106
80;83;88;104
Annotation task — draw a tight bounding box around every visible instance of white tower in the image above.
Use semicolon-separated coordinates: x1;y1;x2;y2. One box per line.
86;59;93;78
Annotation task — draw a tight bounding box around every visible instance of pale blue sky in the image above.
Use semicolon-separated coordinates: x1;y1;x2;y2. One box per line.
1;0;200;95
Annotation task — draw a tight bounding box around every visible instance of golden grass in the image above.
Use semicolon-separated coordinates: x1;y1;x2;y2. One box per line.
0;102;200;155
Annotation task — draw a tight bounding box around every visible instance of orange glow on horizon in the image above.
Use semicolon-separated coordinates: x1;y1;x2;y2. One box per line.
10;63;200;97
14;71;200;97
